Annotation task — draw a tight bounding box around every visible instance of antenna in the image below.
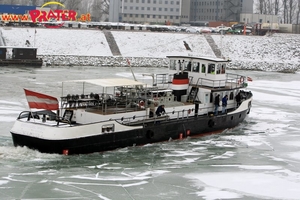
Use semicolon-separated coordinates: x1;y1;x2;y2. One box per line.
220;24;223;58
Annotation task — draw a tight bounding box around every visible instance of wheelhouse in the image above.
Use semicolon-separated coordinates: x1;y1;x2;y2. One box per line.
167;56;230;88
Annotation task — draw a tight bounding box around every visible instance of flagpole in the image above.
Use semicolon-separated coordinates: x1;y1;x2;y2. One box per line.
127;59;137;81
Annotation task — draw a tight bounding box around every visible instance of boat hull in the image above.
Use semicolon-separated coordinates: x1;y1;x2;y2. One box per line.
10;109;249;155
0;59;43;67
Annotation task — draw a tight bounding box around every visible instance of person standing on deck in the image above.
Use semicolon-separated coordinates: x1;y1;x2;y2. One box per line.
222;95;228;114
235;92;241;107
214;94;220;116
156;105;166;116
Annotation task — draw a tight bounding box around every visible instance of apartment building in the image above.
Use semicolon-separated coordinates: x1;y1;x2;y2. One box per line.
109;0;190;25
109;0;253;25
190;0;253;23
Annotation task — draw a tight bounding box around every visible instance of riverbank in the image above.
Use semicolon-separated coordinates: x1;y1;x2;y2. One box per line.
1;27;299;72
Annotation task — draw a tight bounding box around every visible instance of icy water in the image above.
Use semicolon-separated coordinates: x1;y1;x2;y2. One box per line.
0;66;300;200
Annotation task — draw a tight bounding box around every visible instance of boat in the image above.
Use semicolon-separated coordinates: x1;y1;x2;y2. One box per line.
10;56;253;155
0;46;43;67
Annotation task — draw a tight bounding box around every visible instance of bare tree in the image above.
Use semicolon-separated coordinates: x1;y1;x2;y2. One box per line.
288;0;296;23
91;0;103;21
65;0;82;11
274;0;280;15
296;0;300;24
255;0;268;14
102;0;109;16
282;0;288;23
266;0;272;14
0;0;22;4
91;0;109;21
53;0;68;9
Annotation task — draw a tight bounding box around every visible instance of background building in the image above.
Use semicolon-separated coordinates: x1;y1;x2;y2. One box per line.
109;0;254;25
109;0;191;25
240;13;279;24
190;0;253;24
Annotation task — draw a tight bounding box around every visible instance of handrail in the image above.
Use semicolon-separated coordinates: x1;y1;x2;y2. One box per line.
115;105;214;126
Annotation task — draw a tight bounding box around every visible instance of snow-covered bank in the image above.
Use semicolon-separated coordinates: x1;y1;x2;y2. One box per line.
1;27;299;72
40;55;167;67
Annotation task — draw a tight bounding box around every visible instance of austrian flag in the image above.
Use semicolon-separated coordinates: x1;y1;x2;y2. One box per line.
24;89;59;110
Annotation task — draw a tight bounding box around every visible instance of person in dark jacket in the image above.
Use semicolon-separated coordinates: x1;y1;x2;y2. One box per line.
222;95;228;114
235;92;241;107
155;105;165;116
214;94;220;116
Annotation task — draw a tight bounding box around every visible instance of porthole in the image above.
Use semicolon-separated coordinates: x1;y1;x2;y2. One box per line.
208;119;215;127
146;130;154;139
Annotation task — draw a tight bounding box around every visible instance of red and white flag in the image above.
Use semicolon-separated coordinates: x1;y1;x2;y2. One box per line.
24;89;59;110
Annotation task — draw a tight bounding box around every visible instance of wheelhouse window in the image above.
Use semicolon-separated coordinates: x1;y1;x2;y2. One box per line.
178;60;184;70
170;60;176;70
216;64;221;74
205;93;209;103
221;64;226;74
192;62;200;72
208;63;215;74
210;93;213;103
201;64;206;73
185;61;192;71
229;92;234;100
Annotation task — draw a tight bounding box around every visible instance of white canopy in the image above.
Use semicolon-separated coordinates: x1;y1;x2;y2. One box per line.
64;78;145;88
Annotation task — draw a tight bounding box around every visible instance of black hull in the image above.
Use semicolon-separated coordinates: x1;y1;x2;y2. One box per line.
11;110;249;155
0;59;43;67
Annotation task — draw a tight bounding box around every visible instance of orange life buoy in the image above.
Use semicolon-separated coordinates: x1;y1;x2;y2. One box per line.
139;100;145;107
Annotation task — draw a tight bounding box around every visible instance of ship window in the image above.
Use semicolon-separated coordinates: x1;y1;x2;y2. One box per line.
216;64;221;74
177;60;182;70
229;92;234;100
181;60;185;70
205;93;209;103
102;124;115;133
201;64;206;73
170;60;176;70
192;62;200;72
185;61;192;71
210;93;213;103
208;63;215;74
221;64;226;74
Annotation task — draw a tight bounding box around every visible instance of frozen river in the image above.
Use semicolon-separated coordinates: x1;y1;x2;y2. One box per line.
0;66;300;200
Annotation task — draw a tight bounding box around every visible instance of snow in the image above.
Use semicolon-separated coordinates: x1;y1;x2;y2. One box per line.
1;27;299;72
185;172;300;200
